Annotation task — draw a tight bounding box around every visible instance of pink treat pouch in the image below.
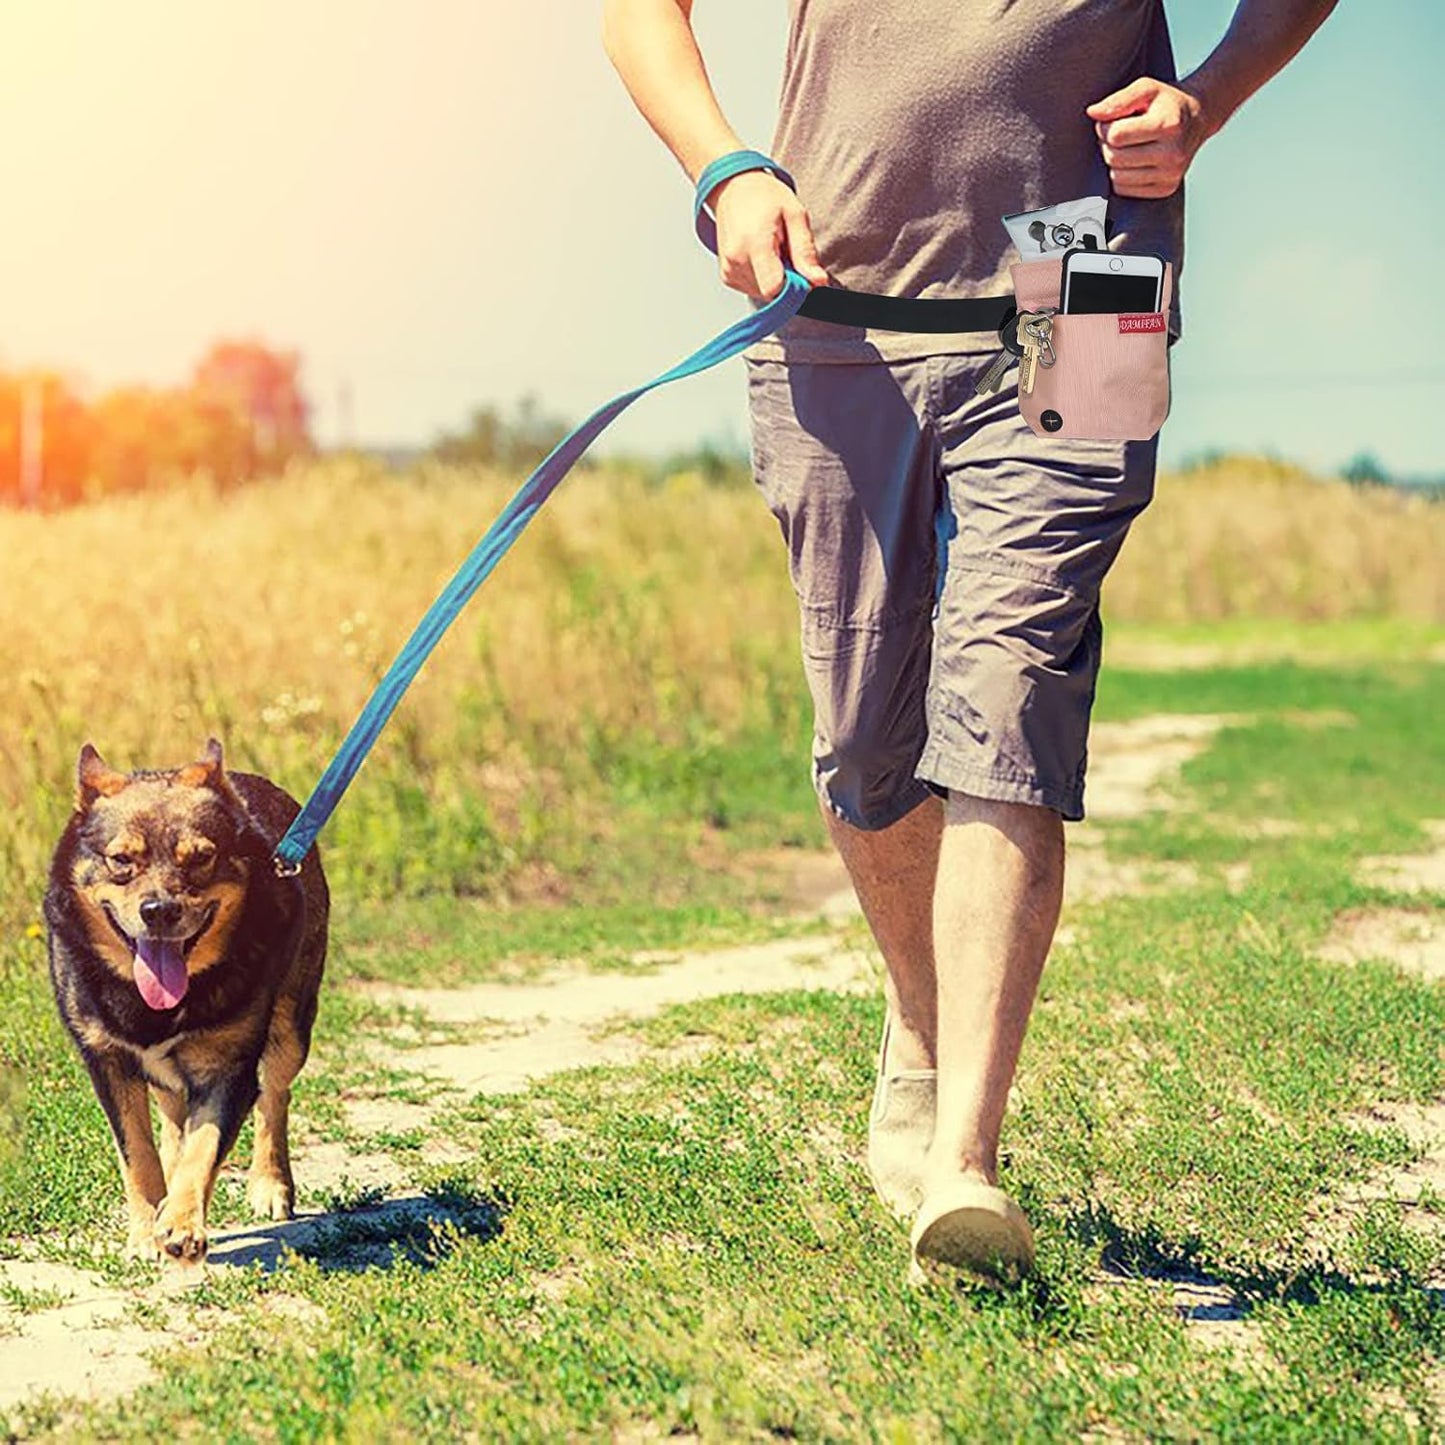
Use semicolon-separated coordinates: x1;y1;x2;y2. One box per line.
1009;257;1173;442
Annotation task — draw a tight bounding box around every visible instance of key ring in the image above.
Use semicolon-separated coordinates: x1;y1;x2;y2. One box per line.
1022;314;1057;369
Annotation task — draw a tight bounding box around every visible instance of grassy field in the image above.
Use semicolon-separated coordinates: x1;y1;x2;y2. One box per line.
1;458;1443;1439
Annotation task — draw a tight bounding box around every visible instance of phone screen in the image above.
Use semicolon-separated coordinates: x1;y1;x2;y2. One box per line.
1065;269;1161;314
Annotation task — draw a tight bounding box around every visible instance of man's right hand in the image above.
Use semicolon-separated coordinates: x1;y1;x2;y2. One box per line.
710;170;830;299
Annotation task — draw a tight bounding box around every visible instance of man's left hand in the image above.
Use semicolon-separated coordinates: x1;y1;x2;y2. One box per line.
1086;77;1211;199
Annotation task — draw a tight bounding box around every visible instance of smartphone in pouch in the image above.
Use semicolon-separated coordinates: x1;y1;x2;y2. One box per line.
1060;250;1165;314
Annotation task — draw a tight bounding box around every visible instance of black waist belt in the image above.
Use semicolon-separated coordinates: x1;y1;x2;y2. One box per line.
797;286;1016;335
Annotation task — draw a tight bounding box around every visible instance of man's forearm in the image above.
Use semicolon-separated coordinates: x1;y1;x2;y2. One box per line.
601;0;745;182
1181;0;1339;136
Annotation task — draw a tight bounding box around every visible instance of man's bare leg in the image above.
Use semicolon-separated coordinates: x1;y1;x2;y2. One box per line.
825;793;943;1220
826;787;1063;1259
823;794;942;1074
924;791;1063;1192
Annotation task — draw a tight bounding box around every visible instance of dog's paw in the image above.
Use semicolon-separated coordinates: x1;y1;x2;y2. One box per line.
153;1194;209;1263
248;1171;295;1222
125;1209;161;1259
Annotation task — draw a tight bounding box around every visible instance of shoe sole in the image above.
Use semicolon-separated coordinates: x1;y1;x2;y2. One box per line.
909;1184;1035;1285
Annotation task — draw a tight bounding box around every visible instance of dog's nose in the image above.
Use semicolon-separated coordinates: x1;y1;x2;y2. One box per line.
138;897;183;933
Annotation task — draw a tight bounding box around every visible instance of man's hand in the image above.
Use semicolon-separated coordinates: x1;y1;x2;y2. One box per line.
711;170;830;300
1085;77;1213;199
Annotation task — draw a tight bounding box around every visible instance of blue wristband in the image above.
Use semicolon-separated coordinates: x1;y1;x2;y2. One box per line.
692;149;797;255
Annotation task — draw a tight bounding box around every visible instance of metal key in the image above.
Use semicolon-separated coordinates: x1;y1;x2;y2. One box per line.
1016;316;1041;394
1025;312;1056;370
974;346;1016;396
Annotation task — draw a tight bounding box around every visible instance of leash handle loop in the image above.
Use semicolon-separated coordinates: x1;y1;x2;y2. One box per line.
691;150;1015;338
692;149;797;255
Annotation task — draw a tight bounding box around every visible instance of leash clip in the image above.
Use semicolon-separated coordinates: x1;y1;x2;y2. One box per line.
273;856;303;879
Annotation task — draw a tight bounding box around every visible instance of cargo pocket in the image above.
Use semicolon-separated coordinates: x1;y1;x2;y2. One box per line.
1008;258;1172;443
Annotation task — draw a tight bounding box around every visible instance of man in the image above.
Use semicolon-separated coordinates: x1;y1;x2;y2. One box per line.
602;0;1337;1282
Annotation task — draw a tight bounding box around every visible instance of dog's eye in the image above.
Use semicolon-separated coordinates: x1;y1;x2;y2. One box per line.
105;853;135;877
181;841;217;872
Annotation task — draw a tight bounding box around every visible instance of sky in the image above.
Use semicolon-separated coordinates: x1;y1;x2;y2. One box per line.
0;1;1441;477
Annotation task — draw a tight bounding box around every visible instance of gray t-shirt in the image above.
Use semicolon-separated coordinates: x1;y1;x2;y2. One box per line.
748;0;1185;362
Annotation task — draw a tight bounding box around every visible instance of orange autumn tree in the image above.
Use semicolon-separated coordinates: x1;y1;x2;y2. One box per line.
0;372;92;507
191;341;313;490
0;340;313;507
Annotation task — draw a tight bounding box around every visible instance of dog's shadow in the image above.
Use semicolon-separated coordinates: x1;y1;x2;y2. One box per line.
206;1186;506;1274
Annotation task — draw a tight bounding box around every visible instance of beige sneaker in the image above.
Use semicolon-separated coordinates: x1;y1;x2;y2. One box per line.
908;1178;1035;1286
865;1016;936;1223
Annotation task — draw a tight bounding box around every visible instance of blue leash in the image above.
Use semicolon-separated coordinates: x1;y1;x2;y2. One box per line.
273;148;1013;871
274;154;809;869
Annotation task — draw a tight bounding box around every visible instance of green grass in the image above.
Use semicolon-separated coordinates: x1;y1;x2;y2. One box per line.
1094;659;1445;867
1105;617;1445;667
335;894;831;988
2;631;1444;1439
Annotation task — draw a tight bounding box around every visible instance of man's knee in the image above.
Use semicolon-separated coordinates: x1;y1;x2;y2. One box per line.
814;732;932;833
937;788;1065;891
939;788;1062;830
806;637;933;831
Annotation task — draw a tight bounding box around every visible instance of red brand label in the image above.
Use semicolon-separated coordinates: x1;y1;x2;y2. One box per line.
1118;312;1165;333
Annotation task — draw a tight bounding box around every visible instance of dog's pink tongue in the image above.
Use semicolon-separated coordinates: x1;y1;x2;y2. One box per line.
133;937;188;1010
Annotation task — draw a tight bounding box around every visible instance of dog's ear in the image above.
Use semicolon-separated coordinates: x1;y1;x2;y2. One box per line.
175;737;229;790
77;743;129;807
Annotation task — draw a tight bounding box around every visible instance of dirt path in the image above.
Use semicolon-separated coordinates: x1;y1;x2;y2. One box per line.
1316;822;1445;1279
0;1261;186;1413
333;711;1242;1136
12;709;1434;1416
359;936;877;1098
1317;820;1445;984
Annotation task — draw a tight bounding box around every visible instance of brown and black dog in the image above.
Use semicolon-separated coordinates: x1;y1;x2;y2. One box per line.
44;739;327;1262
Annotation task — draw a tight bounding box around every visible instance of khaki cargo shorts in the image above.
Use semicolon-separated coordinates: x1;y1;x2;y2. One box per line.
745;352;1159;826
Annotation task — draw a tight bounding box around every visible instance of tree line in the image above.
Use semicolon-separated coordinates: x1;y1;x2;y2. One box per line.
0;341;311;508
1;351;762;510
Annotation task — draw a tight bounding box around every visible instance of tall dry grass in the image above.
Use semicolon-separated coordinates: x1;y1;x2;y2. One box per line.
0;459;806;911
1;453;1439;918
1108;455;1445;623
